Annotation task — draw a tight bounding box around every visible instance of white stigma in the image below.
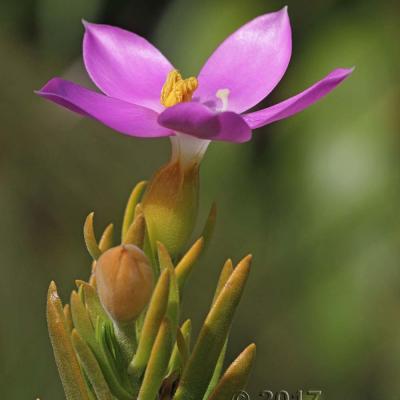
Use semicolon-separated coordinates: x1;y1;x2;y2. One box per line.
216;88;230;112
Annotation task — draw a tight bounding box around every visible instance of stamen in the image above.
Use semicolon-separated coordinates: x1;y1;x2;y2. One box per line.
216;89;230;112
161;70;198;107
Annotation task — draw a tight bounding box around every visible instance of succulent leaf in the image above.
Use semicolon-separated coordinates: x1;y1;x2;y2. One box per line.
70;290;133;398
203;339;228;400
81;282;109;326
137;318;173;400
95;319;134;400
201;202;217;249
47;282;90;400
207;343;256;400
175;237;204;292
129;269;170;380
121;181;147;241
167;319;192;377
63;304;74;333
84;212;102;260
123;212;146;248
70;290;97;351
99;223;114;253
157;242;180;334
72;329;114;400
176;320;191;368
213;259;234;303
202;260;234;399
173;255;252;400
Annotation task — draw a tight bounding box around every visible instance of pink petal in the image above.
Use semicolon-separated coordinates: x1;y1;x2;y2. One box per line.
83;21;174;112
36;78;173;138
195;7;292;114
243;68;354;129
158;102;252;143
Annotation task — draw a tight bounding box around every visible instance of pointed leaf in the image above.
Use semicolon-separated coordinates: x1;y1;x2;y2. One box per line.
99;320;122;374
81;282;109;326
75;279;87;289
63;304;74;333
213;259;234;303
208;344;256;400
138;318;173;400
75;285;130;395
201;260;234;399
95;319;135;399
46;282;90;400
201;202;216;249
70;290;97;351
203;259;234;400
99;223;114;252
129;269;170;379
173;255;252;400
175;237;204;292
72;329;114;400
157;242;180;333
84;212;102;260
203;339;228;400
168;319;192;377
204;258;247;398
134;309;146;342
89;266;97;288
182;318;192;352
157;241;175;271
123;212;146;248
77;282;86;304
122;181;147;241
71;294;131;396
142;209;159;276
176;319;191;368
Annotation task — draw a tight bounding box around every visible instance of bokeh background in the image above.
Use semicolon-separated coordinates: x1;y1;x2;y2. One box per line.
1;0;400;398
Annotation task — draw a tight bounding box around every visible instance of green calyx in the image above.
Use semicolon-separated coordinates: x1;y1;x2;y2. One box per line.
142;159;200;259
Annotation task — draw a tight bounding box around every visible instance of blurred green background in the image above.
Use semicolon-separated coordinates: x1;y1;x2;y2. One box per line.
1;0;399;398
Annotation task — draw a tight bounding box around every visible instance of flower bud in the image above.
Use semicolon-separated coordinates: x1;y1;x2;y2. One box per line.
95;244;154;324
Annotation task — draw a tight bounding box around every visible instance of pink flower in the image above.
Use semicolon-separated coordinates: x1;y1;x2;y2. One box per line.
37;7;352;151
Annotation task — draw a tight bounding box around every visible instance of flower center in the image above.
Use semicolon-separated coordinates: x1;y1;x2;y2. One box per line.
161;70;198;107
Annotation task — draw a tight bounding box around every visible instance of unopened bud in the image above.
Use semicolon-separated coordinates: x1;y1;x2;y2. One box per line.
95;244;154;324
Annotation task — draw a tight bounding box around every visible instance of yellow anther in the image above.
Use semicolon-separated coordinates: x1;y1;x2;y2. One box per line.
161;70;198;107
